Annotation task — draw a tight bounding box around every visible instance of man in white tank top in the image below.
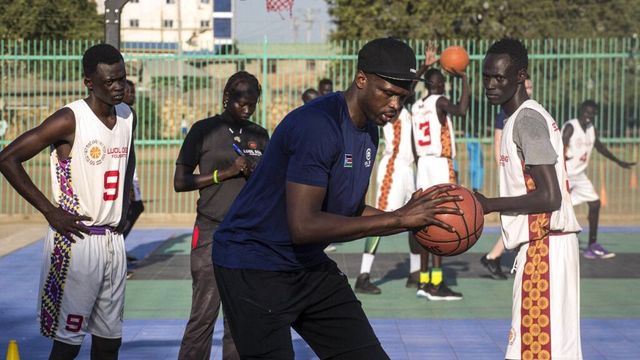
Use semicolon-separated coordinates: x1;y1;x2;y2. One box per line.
411;62;470;301
476;39;583;360
562;100;636;260
0;44;135;360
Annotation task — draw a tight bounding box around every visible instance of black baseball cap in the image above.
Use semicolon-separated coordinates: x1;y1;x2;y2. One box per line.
358;38;417;81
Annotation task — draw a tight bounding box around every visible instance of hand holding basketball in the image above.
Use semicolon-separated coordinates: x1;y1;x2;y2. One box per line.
414;184;484;256
440;46;470;76
394;185;463;232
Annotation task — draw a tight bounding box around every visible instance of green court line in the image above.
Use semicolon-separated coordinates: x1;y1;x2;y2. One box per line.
124;278;640;320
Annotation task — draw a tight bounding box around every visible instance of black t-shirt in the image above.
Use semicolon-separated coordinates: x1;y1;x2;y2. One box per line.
176;113;269;226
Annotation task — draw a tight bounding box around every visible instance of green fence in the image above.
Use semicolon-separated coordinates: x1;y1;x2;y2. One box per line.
1;38;639;220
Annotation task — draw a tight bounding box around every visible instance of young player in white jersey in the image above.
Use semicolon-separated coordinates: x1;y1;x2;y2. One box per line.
411;65;469;301
562;100;636;259
0;44;135;360
354;102;423;294
476;38;583;359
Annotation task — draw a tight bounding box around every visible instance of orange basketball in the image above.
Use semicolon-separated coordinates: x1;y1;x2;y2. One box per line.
414;184;484;256
440;46;470;74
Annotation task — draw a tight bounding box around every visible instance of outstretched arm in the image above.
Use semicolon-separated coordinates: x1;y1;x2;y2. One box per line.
286;182;462;245
594;129;636;168
475;164;562;214
0;108;91;238
411;42;438;92
436;72;470;118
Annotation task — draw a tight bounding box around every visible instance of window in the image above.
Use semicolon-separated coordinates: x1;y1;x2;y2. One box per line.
163;20;174;28
166;0;175;4
214;0;231;12
200;20;210;28
213;18;231;38
129;19;139;28
201;0;210;3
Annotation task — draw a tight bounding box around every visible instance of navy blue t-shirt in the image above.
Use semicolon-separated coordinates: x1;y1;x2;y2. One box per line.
212;93;379;271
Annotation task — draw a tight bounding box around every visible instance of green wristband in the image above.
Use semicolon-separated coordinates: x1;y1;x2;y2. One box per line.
213;170;219;184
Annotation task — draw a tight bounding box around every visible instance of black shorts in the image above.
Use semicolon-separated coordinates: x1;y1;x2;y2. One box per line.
214;260;388;360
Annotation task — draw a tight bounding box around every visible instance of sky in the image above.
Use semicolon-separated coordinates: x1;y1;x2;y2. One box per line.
234;0;334;43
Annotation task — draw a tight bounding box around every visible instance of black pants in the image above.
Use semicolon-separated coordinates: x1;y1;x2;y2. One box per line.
178;219;238;360
214;261;388;360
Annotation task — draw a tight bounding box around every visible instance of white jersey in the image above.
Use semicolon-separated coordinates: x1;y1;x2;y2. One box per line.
50;100;133;227
411;94;456;159
499;100;581;249
562;118;595;177
381;108;414;165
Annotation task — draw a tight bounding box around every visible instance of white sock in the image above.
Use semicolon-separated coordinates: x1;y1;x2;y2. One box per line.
360;253;375;274
409;253;420;273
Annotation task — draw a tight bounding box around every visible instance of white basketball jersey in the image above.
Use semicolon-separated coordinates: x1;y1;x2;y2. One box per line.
50;100;133;227
411;94;456;158
381;108;414;165
499;100;581;249
562;118;595;177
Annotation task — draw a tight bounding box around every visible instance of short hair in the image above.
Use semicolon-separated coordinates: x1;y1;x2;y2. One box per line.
126;79;135;87
223;71;262;100
486;38;529;73
82;44;124;77
423;68;443;89
579;100;598;113
301;88;319;104
318;78;332;87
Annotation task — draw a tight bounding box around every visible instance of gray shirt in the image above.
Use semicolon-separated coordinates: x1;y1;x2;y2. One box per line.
512;108;558;166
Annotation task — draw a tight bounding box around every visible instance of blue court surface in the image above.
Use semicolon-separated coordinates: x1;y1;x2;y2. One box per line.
1;227;639;359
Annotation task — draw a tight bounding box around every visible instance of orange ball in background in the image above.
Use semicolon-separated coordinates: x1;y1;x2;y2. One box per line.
440;46;470;74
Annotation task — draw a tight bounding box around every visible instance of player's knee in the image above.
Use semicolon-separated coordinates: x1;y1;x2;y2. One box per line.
49;340;81;360
588;200;601;210
90;335;121;360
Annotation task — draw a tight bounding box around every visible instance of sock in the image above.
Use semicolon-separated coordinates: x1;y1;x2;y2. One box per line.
420;271;430;284
360;253;375;274
409;253;420;273
431;268;443;286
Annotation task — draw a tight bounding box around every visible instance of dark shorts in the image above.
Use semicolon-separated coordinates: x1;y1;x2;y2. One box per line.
213;261;388;360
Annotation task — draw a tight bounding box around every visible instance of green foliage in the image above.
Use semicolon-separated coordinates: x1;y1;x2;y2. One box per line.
0;0;103;40
325;0;640;40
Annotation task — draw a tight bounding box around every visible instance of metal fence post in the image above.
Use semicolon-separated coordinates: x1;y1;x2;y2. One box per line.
104;0;129;49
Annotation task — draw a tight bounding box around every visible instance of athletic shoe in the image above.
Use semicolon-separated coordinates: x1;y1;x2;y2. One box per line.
126;271;134;280
424;283;463;301
480;254;508;280
324;244;337;253
354;273;381;295
585;243;616;259
416;283;432;299
405;271;420;288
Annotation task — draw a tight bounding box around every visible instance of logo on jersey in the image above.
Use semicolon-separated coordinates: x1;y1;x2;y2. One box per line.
84;140;106;166
364;148;372;167
499;154;509;167
344;154;353;168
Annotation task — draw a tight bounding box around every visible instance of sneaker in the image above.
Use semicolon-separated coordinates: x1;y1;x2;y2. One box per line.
324;244;337;253
126;271;134;280
480;254;508;280
354;273;381;295
424;283;463;301
416;283;432;298
405;271;420;288
586;243;616;259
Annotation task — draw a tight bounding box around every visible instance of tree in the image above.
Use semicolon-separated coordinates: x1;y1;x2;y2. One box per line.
0;0;103;40
325;0;640;40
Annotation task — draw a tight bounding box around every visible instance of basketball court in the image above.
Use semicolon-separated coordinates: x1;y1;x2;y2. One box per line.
2;226;639;359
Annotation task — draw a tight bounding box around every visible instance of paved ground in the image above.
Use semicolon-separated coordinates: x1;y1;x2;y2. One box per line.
1;223;640;359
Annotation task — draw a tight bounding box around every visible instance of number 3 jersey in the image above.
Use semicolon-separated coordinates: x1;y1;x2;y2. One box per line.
50;100;133;227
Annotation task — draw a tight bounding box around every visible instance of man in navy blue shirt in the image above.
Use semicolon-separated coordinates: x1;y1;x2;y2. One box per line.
213;38;462;359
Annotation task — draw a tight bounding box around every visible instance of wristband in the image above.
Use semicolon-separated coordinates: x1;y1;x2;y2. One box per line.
213;170;219;184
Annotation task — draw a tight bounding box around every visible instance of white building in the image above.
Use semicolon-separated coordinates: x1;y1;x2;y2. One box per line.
96;0;235;52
